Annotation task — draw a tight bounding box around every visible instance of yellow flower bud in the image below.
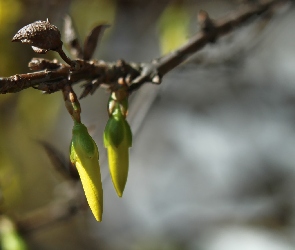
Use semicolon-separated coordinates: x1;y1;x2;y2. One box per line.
104;102;132;197
70;121;103;221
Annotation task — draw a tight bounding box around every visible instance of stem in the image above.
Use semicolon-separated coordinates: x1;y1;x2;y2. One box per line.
55;47;75;67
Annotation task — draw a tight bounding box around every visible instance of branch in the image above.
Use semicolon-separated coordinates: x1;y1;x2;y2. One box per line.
0;0;287;96
0;58;142;94
129;0;287;92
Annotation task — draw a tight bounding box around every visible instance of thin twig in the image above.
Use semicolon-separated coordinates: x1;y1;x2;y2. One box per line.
129;0;287;92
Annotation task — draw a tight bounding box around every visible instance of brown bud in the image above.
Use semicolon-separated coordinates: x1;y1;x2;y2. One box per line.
198;10;215;33
12;20;62;53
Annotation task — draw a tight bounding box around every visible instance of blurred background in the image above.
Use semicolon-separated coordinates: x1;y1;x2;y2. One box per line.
1;0;295;249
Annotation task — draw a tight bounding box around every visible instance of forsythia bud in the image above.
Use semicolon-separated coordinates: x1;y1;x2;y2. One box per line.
104;98;132;197
70;121;103;221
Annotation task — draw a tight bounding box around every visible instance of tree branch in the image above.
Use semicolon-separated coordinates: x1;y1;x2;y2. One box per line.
0;0;287;96
129;0;287;92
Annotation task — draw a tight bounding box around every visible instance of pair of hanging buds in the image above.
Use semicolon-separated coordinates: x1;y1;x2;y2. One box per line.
64;85;132;221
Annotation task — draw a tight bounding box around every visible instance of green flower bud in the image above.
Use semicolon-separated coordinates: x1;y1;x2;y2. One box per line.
70;121;103;221
104;102;132;197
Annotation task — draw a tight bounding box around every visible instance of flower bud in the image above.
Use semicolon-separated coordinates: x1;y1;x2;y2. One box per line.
70;121;103;221
104;101;132;197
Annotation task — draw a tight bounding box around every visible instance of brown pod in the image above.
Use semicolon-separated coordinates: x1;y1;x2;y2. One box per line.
12;20;62;53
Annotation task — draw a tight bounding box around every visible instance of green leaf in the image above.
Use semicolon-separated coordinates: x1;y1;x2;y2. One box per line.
158;2;189;54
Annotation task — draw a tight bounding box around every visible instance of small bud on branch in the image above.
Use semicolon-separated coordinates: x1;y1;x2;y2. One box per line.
62;85;81;122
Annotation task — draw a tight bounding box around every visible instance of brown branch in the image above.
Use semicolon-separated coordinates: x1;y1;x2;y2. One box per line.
0;0;287;96
0;59;141;94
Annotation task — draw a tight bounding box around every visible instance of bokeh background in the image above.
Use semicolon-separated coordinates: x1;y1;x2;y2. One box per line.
1;0;295;249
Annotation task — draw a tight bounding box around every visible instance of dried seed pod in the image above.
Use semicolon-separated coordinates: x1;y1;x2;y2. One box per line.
12;20;62;53
70;121;103;221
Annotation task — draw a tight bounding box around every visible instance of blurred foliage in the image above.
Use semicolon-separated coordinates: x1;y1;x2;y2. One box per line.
0;216;28;250
0;0;64;215
158;1;190;54
17;89;62;135
0;91;62;213
69;0;116;48
0;94;14;108
0;151;22;211
0;0;22;35
0;0;23;76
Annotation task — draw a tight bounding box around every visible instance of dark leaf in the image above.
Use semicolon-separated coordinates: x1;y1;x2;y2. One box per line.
79;79;101;99
89;79;102;95
12;20;62;53
64;15;83;58
83;24;110;60
79;82;92;99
